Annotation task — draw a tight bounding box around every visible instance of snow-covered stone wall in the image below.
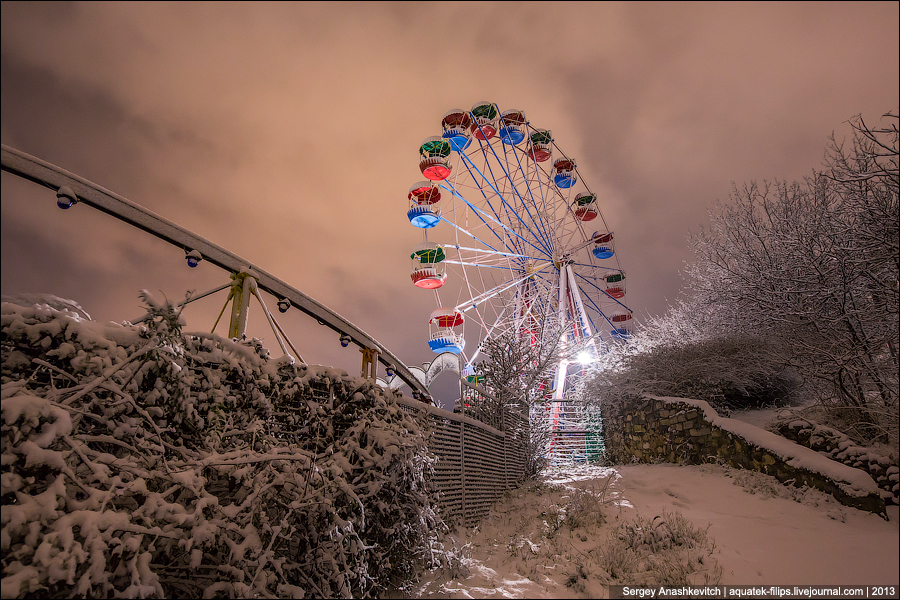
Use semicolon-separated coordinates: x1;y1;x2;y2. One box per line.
604;395;886;516
774;418;898;506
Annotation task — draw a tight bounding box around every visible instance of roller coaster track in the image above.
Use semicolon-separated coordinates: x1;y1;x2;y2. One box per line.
1;144;432;401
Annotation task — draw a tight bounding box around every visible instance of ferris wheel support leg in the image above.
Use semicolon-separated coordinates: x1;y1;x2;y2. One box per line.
553;360;568;401
553;264;569;401
566;264;595;347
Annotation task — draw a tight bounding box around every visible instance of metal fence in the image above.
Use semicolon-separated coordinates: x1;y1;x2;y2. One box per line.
270;378;528;527
396;397;527;526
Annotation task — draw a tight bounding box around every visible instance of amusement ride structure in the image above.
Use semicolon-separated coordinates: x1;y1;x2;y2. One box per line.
1;144;433;403
405;103;634;462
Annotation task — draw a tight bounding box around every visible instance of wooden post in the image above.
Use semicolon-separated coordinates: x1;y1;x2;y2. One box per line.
360;347;379;379
228;271;255;339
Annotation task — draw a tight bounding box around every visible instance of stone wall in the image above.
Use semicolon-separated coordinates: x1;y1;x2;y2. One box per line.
604;394;886;516
774;418;899;506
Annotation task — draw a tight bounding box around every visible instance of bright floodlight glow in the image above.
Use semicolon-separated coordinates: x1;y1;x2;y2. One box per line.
577;351;594;364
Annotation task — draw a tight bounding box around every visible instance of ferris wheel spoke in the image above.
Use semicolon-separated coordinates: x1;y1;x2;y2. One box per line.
442;183;517;255
573;284;613;327
439;181;548;258
462;300;515;370
557;215;594;256
454;263;552;314
473;147;549;252
572;270;631;311
451;245;552;263
443;178;550;261
564;230;609;257
569;259;623;274
443;260;523;270
477;134;556;253
437;212;506;255
455;149;553;256
504;144;557;251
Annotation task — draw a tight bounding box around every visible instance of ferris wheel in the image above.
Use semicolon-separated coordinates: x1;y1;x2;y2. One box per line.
406;102;633;406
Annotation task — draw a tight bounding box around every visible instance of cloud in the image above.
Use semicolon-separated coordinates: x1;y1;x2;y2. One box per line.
2;1;897;407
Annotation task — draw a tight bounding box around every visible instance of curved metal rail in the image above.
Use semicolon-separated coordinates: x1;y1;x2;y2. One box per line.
1;144;432;401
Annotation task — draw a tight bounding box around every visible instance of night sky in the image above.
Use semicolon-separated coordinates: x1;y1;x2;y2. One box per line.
2;2;898;407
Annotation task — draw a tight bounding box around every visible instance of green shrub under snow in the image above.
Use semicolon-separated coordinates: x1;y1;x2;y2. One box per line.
0;295;441;598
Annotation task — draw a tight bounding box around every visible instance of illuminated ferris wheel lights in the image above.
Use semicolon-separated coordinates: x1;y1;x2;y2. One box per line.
406;103;633;402
528;129;553;162
407;181;442;228
428;308;465;354
418;136;453;181
592;232;615;259
410;241;447;289
605;272;626;298
553;158;577;188
609;312;634;340
469;101;499;140
574;192;599;221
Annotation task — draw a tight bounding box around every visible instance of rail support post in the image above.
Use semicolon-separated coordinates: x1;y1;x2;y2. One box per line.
360;347;379;379
228;270;256;339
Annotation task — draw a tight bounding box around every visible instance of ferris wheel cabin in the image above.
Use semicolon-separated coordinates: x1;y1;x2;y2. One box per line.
470;101;499;140
407;181;442;228
419;136;453;181
592;232;615;259
441;109;473;152
428;308;465;354
499;109;527;145
528;129;553;162
610;311;633;339
553;157;577;188
605;272;626;298
410;241;447;289
573;192;599;221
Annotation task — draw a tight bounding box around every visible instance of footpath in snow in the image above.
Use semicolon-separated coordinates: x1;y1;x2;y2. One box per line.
406;464;899;599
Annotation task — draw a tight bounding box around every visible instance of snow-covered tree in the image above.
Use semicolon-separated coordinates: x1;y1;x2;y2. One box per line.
684;112;897;444
588;112;898;450
470;314;566;477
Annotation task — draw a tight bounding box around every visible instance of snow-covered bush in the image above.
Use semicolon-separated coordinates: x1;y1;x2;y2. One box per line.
597;511;722;587
1;295;441;598
587;310;802;418
590;113;898;448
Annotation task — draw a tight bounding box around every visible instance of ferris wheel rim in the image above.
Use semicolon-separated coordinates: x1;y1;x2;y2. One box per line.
409;104;633;374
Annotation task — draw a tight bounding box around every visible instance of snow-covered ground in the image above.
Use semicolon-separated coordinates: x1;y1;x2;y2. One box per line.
406;464;899;598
